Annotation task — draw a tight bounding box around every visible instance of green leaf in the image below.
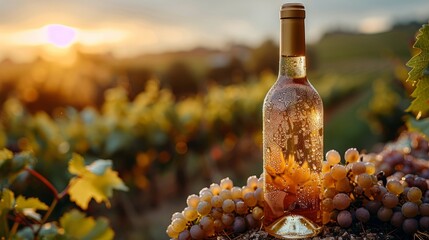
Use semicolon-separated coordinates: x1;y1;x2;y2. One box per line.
60;209;114;240
407;116;429;137
406;22;429;115
407;23;429;83
407;75;429;115
68;154;128;210
15;195;49;212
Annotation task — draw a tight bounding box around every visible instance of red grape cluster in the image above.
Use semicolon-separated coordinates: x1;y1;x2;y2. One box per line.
166;176;263;239
322;147;429;235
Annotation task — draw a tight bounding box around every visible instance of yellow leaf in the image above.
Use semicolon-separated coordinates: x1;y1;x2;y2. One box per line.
60;209;114;240
15;196;48;211
68;153;86;175
68;155;128;210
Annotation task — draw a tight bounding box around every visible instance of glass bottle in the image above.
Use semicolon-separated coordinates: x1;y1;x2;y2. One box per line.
263;3;323;239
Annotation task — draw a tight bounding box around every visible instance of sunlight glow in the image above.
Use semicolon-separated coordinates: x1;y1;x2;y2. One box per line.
44;24;77;48
358;17;391;34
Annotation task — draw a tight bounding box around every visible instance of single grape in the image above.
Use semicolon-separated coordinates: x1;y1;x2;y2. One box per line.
200;216;214;231
190;224;205;239
387;180;404;195
402;202;419;218
323;188;337;199
252;206;263;220
364;162;375;175
326;150;341;165
243;192;257;207
351;162;366;175
390;211;405;228
171;218;187;233
407;187;422;202
377;207;393;222
211;195;223;208
420;216;429;230
231;186;242;200
382;192;399;208
186;194;200;208
178;229;190;240
197;201;212;216
233;216;246;233
357;173;372;188
221;213;234;226
414;177;428;192
219;189;232;200
337;210;353;228
210;183;222;195
420;203;429;216
331;164;347;180
222;199;235;213
245;213;257;228
247;175;259;190
402;218;418;235
183;207;198;221
345;148;359;163
355;207;370;223
220;177;233;190
235;200;248;215
200;190;213;202
171;212;185;221
365;200;382;215
199;187;211;196
241;186;254;198
335;178;352;193
166;224;179;238
333;193;351;210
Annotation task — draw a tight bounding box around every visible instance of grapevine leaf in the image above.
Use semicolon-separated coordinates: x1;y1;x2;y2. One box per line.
406;22;429;115
68;153;86;175
68;154;128;210
406;75;429;114
15;195;49;212
407;116;429;138
0;188;15;211
60;209;114;240
407;23;429;83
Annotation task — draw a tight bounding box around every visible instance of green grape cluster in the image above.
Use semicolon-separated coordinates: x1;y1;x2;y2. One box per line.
322;148;429;235
166;176;264;239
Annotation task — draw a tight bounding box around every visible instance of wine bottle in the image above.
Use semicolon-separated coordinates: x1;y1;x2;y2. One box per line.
263;3;323;239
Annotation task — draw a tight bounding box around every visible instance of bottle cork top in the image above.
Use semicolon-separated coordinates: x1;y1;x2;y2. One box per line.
281;3;305;19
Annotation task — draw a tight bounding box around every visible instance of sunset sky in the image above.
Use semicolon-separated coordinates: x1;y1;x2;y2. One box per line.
1;0;429;62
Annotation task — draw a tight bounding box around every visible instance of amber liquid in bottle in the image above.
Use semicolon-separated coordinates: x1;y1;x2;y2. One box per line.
263;3;323;239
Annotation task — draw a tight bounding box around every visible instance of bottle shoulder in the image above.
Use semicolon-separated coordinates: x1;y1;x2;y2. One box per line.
264;77;322;102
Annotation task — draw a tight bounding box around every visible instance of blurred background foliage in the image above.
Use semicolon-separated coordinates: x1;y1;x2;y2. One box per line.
0;19;425;239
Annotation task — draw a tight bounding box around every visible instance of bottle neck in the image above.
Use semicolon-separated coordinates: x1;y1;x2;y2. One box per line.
279;17;306;79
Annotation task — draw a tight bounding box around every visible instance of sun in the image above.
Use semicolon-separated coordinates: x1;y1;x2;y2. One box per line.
43;24;77;48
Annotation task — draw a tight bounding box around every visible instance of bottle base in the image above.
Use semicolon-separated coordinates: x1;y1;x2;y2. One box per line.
265;214;322;239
